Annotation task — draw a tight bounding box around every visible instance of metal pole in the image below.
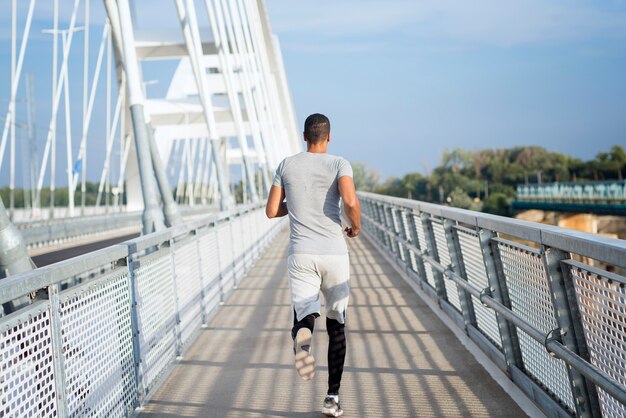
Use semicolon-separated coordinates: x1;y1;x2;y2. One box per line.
50;0;58;216
62;32;75;217
105;29;112;212
10;0;16;218
96;95;122;207
146;124;183;226
173;0;233;210
36;0;81;217
107;0;165;234
73;23;110;206
0;196;33;312
81;0;90;214
0;0;36;175
26;73;37;213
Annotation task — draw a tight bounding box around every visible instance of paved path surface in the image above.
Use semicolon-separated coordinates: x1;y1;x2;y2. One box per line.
140;231;527;417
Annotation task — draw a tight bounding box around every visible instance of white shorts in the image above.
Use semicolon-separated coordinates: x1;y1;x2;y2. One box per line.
287;253;350;324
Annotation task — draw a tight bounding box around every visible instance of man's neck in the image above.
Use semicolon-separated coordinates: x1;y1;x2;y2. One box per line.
306;143;328;154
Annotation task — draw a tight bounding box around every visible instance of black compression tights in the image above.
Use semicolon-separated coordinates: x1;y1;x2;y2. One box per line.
292;311;346;395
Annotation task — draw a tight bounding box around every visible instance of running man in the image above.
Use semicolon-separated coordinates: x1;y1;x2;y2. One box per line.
265;113;361;417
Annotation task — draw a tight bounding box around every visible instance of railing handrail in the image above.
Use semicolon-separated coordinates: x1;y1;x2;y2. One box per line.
358;191;626;269
516;179;626;188
0;203;262;306
359;191;626;417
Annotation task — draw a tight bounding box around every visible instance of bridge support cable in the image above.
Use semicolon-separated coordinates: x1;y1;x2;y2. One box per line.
239;0;283;178
222;0;276;186
248;0;301;158
204;0;267;201
359;192;626;418
36;0;81;215
213;0;278;192
106;0;165;234
0;0;36;177
96;92;122;208
72;22;110;214
174;0;234;210
189;0;261;203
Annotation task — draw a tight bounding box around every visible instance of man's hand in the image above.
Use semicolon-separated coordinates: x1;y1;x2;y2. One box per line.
344;226;360;238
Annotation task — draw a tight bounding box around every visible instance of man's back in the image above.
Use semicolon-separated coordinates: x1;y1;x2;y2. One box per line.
273;152;352;256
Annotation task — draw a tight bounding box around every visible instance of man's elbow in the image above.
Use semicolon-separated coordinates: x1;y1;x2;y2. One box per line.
265;205;276;219
343;198;360;210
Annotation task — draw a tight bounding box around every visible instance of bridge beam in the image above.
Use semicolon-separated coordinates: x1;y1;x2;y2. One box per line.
0;197;33;313
105;0;166;234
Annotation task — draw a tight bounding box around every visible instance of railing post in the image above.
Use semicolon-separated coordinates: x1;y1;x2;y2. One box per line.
543;247;601;417
419;213;447;300
372;202;385;244
443;219;476;329
215;221;225;304
229;215;238;288
405;209;428;284
49;284;69;417
127;256;146;407
389;207;406;264
194;228;208;326
168;239;183;357
478;228;523;373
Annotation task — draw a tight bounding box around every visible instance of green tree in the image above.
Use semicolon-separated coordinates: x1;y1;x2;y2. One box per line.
351;162;380;191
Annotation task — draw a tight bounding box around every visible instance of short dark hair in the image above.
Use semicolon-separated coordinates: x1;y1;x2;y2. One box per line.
304;113;330;144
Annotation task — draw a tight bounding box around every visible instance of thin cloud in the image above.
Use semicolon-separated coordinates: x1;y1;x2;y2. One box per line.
268;0;626;48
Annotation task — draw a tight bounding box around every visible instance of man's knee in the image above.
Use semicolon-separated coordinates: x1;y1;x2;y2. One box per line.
326;317;345;337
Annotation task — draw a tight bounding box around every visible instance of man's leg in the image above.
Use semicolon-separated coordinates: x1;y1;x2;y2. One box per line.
318;254;349;417
326;317;346;395
292;310;318;340
288;254;322;381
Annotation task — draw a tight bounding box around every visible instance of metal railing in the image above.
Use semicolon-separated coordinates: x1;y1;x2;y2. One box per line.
514;181;626;215
18;205;218;249
0;204;285;417
516;181;626;203
359;191;626;418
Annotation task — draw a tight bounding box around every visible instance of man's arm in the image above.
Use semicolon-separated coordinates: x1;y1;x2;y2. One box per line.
266;185;288;218
338;176;361;237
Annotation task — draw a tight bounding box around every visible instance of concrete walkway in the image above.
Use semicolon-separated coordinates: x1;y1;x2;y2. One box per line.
140;231;527;417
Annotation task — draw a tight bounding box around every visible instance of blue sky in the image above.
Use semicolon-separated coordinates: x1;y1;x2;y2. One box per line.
266;0;626;178
1;0;626;187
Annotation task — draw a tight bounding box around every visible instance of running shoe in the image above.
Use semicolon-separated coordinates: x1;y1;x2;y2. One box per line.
321;396;344;417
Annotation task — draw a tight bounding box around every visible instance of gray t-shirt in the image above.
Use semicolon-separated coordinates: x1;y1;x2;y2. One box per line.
273;152;353;255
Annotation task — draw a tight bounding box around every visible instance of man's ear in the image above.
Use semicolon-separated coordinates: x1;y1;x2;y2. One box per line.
303;133;308;142
327;133;331;142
